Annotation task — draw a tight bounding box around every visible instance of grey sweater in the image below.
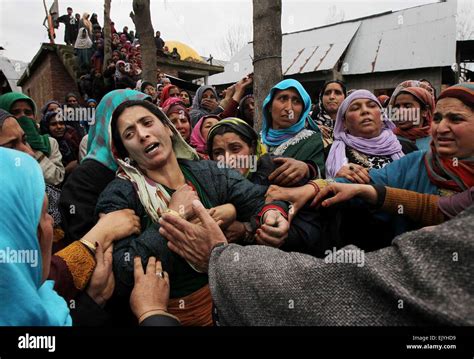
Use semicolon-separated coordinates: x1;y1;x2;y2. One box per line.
209;205;474;326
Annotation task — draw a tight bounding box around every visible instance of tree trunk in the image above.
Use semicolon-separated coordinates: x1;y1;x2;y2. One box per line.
102;0;112;73
252;0;282;132
130;0;156;84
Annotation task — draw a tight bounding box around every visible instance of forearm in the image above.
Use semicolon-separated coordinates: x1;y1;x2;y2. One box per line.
357;185;378;205
219;98;239;119
380;187;445;226
81;221;114;249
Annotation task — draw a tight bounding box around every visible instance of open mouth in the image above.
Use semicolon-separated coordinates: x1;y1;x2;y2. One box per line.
144;142;160;154
437;137;454;143
361;118;373;124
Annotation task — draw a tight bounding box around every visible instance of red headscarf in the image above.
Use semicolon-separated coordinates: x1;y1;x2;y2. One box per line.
160;85;179;105
424;83;474;192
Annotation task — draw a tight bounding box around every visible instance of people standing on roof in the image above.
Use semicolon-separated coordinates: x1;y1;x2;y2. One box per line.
57;7;77;46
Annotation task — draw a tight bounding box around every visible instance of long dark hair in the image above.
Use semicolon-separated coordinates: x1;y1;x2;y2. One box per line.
111;100;170;159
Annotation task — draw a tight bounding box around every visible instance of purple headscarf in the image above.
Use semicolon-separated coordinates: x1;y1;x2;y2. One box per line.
325;89;404;178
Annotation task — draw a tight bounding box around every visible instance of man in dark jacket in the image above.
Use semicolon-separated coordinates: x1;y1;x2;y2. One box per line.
57;7;77;45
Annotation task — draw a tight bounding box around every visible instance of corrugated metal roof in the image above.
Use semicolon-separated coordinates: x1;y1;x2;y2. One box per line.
341;1;457;75
209;21;361;85
0;56;28;92
209;1;457;85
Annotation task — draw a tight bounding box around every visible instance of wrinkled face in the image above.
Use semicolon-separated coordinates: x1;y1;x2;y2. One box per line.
322;83;345;114
201;117;219;142
179;91;191;106
243;97;255;121
344;99;383;139
168;111;191;141
393;93;425;129
201;89;217;103
270;88;303;129
48;117;66;138
66;96;78;107
144;85;156;97
432;98;474;159
10;100;35;120
117;106;174;171
0;117;35;156
212;132;252;175
38;195;54;283
168;87;179;98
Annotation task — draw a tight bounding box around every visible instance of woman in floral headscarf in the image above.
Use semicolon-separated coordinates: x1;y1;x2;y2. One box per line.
389;80;436;151
308;80;347;148
59;89;150;245
325;89;406;182
96;99;291;326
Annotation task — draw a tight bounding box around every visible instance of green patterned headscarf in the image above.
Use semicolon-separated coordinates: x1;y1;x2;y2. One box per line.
84;89;152;171
109;99;199;224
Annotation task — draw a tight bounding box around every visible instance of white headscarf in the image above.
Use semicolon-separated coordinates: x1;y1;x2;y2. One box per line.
74;27;92;49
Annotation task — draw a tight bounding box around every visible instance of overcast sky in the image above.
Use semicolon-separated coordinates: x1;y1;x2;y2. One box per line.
0;0;457;63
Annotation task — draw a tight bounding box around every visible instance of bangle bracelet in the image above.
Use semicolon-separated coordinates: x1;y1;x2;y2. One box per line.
138;308;180;324
307;181;320;196
79;238;97;253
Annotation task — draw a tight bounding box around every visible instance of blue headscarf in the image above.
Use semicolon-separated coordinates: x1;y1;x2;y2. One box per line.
84;89;151;171
261;79;312;147
0;148;71;326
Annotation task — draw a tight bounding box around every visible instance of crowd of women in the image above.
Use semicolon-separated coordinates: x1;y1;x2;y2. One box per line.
0;73;472;326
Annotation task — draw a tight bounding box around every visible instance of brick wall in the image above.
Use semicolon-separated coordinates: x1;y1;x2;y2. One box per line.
21;52;81;117
156;64;179;78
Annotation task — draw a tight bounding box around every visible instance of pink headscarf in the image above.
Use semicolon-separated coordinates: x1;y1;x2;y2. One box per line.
190;115;218;153
161;97;183;110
